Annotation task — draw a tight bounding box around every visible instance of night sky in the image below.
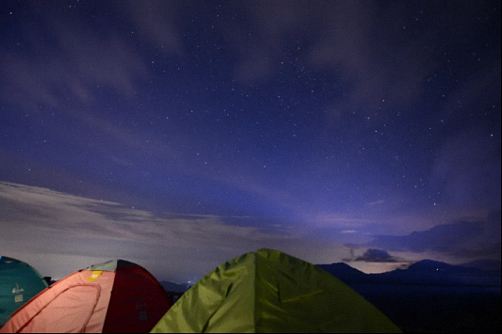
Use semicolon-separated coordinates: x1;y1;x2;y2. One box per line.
0;0;500;282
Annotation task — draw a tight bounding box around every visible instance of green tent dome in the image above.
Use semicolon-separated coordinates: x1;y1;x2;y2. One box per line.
0;256;48;326
151;249;400;333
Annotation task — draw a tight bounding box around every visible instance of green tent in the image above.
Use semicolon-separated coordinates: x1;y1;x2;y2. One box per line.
151;249;400;333
0;256;48;326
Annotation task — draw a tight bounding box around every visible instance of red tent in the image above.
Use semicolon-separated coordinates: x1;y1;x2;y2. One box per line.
1;260;172;333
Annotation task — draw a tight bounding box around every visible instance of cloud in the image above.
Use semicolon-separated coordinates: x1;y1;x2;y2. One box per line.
354;249;398;263
311;213;372;228
1;35;146;113
340;230;358;234
364;211;501;261
0;181;351;281
367;199;385;207
431;128;501;212
0;1;184;112
225;1;437;117
310;1;435;111
122;0;183;54
225;1;310;83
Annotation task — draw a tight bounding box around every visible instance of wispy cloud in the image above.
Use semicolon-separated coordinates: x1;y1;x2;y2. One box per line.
0;23;147;111
354;249;399;263
225;1;437;116
0;1;185;166
122;0;183;55
312;213;373;228
0;181;350;281
364;211;501;261
0;1;187;112
367;199;385;207
431;128;501;212
2;181;496;279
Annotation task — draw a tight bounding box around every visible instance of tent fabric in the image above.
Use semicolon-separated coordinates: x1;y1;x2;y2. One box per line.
151;249;401;333
1;260;171;333
87;260;119;273
0;270;115;333
0;257;47;327
103;260;172;333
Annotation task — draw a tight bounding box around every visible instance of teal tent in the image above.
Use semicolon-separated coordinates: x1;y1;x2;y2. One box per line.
0;256;47;326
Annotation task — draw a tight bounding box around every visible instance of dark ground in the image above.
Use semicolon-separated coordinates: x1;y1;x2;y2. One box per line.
317;260;501;332
354;284;500;333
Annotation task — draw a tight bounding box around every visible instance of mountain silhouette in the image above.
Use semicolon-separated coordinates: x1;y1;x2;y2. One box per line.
318;260;500;287
160;281;191;293
318;259;500;332
316;263;368;283
461;259;501;272
376;259;500;286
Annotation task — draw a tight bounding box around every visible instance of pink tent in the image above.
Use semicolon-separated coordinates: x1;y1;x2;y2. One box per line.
1;260;171;333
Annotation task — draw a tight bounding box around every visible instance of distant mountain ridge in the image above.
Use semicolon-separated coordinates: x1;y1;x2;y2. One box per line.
461;259;501;272
317;259;500;333
316;263;368;284
317;259;501;287
160;281;191;293
159;259;501;297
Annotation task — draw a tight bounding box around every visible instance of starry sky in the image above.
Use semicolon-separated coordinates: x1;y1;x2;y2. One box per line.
0;0;500;281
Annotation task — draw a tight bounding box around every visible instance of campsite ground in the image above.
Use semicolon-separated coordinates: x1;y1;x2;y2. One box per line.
355;284;501;333
317;260;501;332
